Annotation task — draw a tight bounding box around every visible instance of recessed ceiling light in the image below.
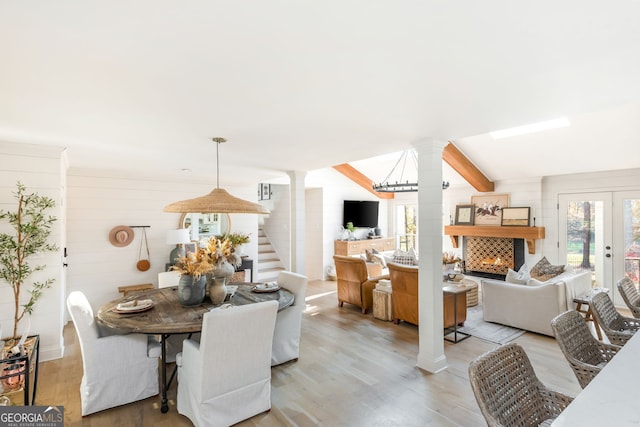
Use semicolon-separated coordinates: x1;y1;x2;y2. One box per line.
181;168;191;173
489;117;570;140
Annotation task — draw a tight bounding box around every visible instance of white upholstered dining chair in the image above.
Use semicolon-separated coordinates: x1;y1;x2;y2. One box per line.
176;300;278;427
66;291;161;416
158;270;181;288
271;270;308;366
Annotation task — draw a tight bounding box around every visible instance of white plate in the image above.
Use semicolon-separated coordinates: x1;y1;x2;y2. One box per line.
115;299;153;313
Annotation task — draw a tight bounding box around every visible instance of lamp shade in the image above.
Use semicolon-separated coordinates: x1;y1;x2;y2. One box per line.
166;229;191;245
163;188;270;214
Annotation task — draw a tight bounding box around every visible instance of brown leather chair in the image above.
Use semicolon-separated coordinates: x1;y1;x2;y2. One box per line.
387;262;466;327
333;255;388;314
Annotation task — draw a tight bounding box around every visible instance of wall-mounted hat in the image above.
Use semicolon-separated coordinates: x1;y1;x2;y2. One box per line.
109;225;134;247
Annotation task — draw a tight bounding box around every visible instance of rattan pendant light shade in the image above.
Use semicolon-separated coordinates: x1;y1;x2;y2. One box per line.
164;187;269;214
163;138;270;214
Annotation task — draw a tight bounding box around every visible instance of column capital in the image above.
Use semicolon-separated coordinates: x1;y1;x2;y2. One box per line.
412;138;448;155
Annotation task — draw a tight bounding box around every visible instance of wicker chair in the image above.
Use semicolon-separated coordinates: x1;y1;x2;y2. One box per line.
551;310;621;388
589;291;640;346
617;276;640;318
468;343;574;427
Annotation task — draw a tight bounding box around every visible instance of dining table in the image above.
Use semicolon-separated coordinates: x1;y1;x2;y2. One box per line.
96;283;294;413
551;327;640;426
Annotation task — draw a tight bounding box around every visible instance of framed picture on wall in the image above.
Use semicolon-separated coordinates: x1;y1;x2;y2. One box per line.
259;183;271;201
184;243;197;255
455;204;475;225
501;207;530;226
470;193;509;226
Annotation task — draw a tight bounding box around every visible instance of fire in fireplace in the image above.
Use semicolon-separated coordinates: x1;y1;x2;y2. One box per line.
463;237;525;280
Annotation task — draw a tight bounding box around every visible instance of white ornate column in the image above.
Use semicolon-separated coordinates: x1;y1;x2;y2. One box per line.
414;138;448;373
287;171;306;274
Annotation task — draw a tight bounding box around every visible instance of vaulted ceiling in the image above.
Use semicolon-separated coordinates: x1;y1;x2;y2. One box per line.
2;2;640;187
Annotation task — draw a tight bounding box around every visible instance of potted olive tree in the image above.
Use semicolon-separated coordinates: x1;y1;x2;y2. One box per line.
0;182;57;345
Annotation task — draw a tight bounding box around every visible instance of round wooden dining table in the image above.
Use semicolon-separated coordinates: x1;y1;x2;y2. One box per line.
97;283;294;413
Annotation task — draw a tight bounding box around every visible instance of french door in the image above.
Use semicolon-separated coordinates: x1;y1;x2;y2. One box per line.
559;191;640;306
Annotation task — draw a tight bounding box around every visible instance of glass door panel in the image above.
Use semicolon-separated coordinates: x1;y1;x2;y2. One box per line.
395;204;417;252
613;192;640;294
560;191;640;306
559;193;612;291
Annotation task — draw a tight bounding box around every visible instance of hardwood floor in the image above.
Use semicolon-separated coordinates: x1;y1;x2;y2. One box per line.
36;280;584;426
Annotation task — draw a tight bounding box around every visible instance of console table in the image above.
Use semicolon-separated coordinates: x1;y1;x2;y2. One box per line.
236;257;254;282
334;237;395;256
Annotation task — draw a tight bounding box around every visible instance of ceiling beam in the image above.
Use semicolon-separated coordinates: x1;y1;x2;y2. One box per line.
332;164;394;199
335;142;493;195
443;142;494;192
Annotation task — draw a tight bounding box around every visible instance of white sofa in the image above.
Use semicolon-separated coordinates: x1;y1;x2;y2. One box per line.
481;270;592;336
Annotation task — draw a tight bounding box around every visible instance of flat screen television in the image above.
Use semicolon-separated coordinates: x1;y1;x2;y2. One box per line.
343;200;379;228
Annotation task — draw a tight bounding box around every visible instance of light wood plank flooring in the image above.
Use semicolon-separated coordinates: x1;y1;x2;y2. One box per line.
35;280;585;426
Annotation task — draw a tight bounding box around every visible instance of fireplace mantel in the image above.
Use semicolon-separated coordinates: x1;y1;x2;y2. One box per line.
444;225;545;254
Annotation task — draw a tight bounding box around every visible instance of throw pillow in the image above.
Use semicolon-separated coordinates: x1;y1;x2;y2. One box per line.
393;249;416;265
530;256;565;281
505;267;530;285
365;248;380;264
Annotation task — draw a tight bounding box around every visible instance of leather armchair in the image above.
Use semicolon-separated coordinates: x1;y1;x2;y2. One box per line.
333;255;388;314
387;262;466;327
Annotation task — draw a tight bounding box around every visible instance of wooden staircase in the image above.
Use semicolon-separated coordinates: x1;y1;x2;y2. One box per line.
256;228;285;282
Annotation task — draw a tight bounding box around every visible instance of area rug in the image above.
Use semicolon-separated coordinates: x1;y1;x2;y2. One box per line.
457;305;525;344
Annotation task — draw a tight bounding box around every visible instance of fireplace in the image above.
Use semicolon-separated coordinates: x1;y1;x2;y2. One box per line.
463;237;525;280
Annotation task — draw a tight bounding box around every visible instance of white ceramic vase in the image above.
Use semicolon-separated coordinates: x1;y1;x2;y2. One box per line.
207;276;228;304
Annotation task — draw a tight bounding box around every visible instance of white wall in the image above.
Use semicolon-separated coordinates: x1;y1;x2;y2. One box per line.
0;142;65;361
66;168;260;311
306;168;389;279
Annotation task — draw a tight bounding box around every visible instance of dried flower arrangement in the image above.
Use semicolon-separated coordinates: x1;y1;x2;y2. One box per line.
204;236;242;268
225;232;250;246
170;247;213;279
171;236;244;278
442;251;462;265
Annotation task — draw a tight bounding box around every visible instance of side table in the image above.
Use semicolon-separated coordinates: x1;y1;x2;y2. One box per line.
573;288;609;340
373;289;393;321
443;285;471;343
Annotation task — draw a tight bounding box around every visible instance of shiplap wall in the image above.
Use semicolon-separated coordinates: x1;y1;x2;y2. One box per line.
0;142;65;361
66;169;261;313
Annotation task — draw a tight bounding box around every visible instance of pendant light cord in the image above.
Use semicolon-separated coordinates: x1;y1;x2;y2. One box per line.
212;137;227;189
216;139;220;189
